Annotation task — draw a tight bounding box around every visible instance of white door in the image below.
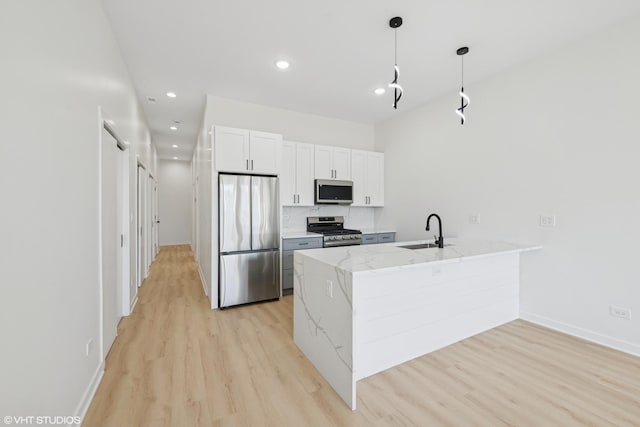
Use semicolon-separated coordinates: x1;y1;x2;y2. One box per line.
295;142;315;206
249;131;281;174
137;166;146;286
314;145;333;179
350;149;367;206
214;126;249;173
152;179;158;257
332;147;351;180
146;174;153;272
101;127;123;358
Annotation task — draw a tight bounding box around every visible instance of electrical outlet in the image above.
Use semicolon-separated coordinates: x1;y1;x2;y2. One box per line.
326;280;333;298
609;306;631;320
86;338;94;357
469;214;481;224
539;215;556;227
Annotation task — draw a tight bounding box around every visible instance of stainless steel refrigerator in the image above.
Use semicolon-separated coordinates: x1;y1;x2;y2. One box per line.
219;174;279;308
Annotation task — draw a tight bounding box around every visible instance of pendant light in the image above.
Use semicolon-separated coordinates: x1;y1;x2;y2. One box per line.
388;17;403;109
455;46;470;124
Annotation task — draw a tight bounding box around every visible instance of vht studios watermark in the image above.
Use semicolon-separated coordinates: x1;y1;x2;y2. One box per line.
2;416;81;425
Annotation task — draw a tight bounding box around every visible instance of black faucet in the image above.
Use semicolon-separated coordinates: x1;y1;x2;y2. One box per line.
426;213;444;248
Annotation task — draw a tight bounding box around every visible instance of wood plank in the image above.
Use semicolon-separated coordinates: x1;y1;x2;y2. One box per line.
83;245;640;426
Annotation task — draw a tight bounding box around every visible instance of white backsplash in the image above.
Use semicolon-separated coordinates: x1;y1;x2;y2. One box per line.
282;206;375;231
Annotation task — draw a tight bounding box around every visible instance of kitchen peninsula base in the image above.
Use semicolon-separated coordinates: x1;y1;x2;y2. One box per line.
293;239;541;409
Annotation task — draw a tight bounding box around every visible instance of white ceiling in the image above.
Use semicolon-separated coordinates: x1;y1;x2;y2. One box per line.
102;0;640;160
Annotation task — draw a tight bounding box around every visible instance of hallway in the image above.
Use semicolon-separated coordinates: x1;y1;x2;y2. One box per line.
83;246;640;426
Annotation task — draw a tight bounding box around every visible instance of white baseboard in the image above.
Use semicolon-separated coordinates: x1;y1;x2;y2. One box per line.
520;311;640;357
72;361;104;426
130;295;138;313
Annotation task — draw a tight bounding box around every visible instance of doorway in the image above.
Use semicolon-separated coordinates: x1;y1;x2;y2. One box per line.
100;123;128;359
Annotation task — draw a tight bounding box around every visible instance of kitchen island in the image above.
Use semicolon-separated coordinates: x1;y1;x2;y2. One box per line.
293;238;541;409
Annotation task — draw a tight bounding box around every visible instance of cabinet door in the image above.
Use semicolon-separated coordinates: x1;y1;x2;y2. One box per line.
280;141;296;206
295;142;315;206
350;149;367;206
361;234;378;245
215;126;249;173
249;131;281;175
332;147;351;180
314;145;333;179
366;152;385;206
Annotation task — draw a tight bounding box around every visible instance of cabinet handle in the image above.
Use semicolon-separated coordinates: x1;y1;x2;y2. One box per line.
293;194;296;204
246;159;249;170
251;160;254;170
297;194;300;204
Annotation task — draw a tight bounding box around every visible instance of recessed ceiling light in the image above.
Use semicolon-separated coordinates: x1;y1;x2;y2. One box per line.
166;92;177;98
374;88;386;95
275;60;290;70
173;156;178;160
172;144;178;148
170;126;177;130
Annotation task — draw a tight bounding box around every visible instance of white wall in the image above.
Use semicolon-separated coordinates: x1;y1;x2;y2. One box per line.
0;0;155;418
158;160;192;245
206;95;375;150
193;116;212;300
375;16;640;355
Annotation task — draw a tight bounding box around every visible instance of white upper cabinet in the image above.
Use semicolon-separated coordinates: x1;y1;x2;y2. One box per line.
295;143;315;205
249;131;281;174
281;141;315;206
351;150;384;207
214;127;249;173
281;141;296;205
314;145;351;180
214;126;281;175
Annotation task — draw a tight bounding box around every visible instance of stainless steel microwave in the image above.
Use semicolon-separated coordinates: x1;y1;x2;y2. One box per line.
314;179;353;204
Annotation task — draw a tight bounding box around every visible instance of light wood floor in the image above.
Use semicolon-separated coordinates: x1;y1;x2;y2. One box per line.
84;245;640;426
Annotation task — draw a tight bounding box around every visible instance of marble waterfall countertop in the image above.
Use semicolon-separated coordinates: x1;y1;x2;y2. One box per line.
295;238;542;273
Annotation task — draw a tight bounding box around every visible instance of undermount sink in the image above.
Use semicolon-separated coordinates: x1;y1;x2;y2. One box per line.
399;243;451;250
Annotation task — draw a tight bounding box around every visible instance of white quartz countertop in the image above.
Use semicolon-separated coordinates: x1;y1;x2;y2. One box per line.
296;238;542;273
281;231;323;239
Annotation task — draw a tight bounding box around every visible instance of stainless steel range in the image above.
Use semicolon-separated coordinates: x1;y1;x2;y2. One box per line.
307;216;362;247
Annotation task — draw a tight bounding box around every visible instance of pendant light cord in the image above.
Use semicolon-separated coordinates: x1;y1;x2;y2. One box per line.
394;28;398;65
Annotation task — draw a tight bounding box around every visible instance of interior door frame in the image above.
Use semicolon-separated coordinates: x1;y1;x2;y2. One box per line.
136;162;148;287
98;107;130;362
